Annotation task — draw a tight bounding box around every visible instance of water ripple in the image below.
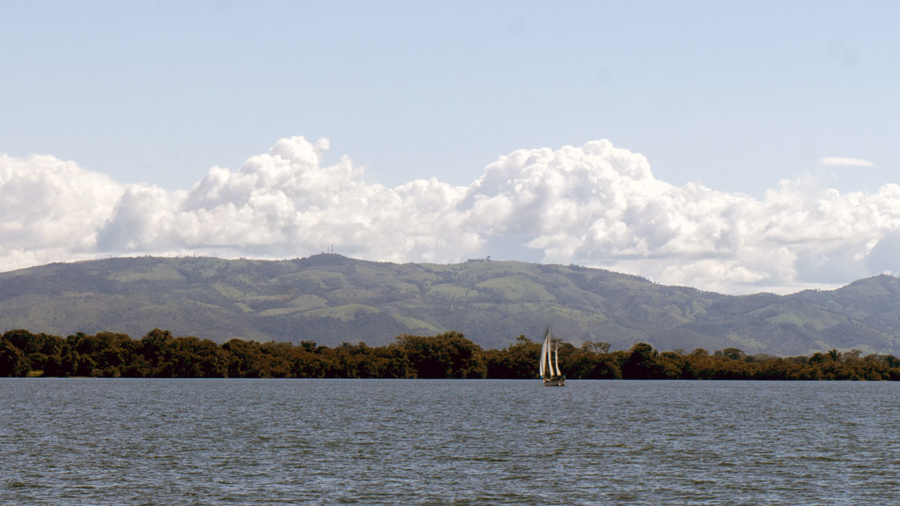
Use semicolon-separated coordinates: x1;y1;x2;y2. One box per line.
2;379;899;504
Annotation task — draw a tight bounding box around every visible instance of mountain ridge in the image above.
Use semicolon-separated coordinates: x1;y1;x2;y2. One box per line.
1;255;899;355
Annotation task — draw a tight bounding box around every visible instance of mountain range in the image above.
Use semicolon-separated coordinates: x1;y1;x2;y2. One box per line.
1;254;899;356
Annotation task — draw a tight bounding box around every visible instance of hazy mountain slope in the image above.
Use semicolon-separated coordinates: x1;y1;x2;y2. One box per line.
1;255;899;355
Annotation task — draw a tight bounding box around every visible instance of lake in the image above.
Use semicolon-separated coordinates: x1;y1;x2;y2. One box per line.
2;379;898;505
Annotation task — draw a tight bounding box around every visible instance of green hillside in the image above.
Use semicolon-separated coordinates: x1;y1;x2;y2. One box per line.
1;255;900;355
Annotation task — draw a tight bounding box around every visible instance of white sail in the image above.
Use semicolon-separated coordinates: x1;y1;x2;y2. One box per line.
553;342;561;377
540;325;553;378
539;330;548;378
539;324;565;386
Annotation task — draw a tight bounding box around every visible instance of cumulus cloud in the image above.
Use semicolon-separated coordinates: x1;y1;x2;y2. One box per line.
2;137;900;294
819;156;877;167
0;154;123;271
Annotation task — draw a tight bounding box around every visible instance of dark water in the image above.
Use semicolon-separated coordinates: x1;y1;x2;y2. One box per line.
2;379;899;505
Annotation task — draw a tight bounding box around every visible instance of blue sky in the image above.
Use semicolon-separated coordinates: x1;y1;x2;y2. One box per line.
3;0;895;194
1;1;899;293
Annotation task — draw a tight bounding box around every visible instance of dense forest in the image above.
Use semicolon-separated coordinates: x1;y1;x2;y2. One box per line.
3;328;900;381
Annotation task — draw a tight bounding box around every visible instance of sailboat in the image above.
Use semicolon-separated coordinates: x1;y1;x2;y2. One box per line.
539;325;566;386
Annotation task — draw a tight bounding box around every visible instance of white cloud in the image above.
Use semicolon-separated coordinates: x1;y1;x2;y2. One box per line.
0;154;123;270
818;156;877;167
2;137;900;294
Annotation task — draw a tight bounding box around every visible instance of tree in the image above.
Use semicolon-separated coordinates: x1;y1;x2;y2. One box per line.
172;336;228;377
622;343;658;379
222;339;268;378
0;339;29;377
656;352;685;379
486;335;541;379
138;329;177;377
3;330;39;355
722;348;746;361
397;331;487;378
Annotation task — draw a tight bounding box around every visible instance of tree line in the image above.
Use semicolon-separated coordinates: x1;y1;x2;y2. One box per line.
2;328;899;380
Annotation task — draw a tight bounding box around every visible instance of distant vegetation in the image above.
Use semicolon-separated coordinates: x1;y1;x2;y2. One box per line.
3;328;899;381
4;255;900;355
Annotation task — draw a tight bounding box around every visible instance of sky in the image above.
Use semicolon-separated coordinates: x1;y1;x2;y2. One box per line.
1;0;899;294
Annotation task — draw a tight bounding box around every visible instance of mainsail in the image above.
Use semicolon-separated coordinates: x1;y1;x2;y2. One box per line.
553;342;561;377
539;328;548;378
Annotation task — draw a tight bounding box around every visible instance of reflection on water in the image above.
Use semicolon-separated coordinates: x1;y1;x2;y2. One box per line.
2;379;898;505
